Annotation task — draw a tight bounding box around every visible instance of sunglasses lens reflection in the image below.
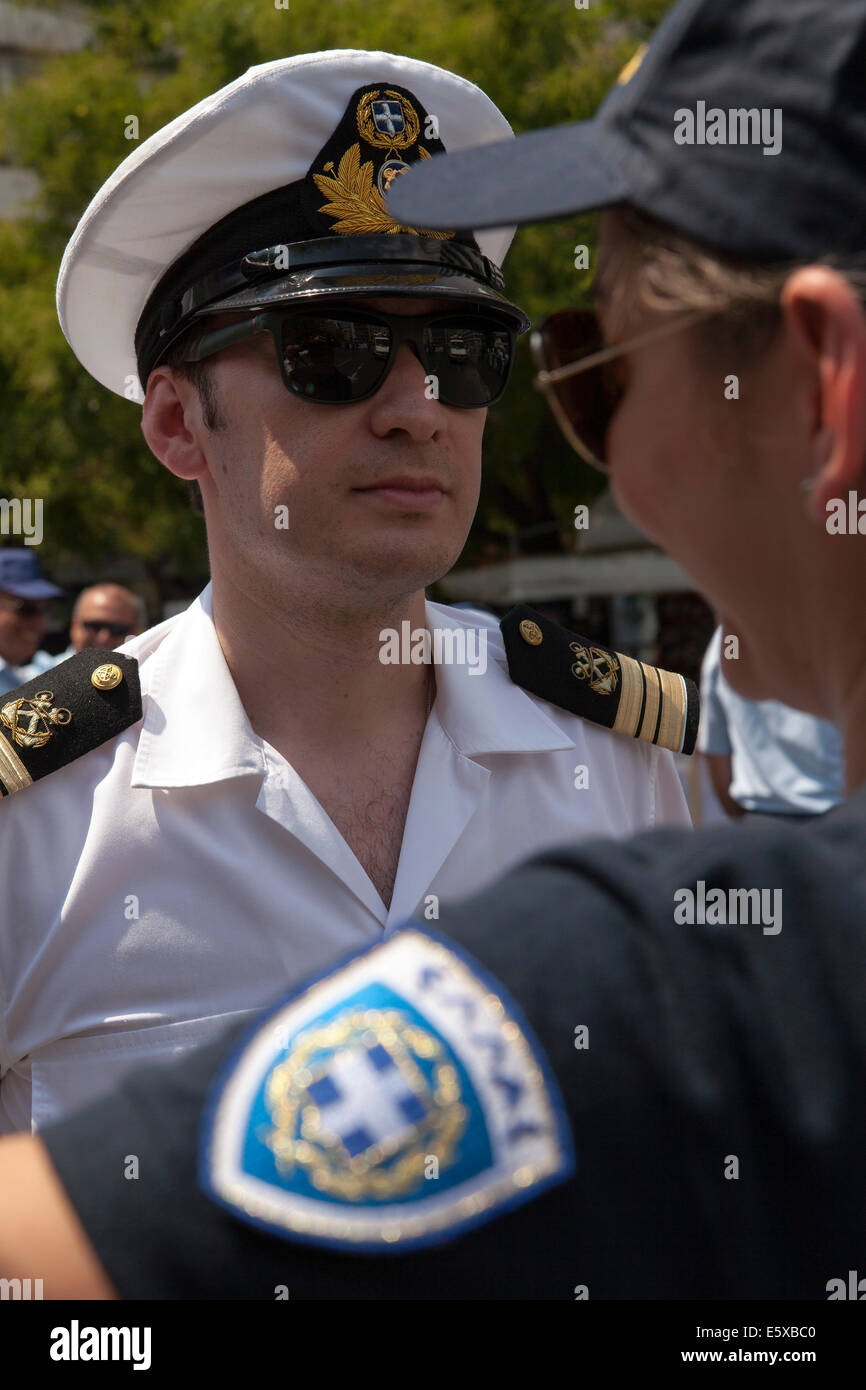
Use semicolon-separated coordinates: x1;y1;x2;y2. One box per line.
279;313;513;408
281;315;389;402
421;317;513;407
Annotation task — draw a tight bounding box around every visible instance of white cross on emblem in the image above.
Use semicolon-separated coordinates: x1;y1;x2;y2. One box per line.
371;99;405;138
308;1043;427;1160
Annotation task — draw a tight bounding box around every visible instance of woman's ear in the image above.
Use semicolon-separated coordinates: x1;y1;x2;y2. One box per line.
780;266;866;525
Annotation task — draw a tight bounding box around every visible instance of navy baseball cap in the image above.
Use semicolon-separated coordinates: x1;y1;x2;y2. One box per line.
0;549;64;599
387;0;866;265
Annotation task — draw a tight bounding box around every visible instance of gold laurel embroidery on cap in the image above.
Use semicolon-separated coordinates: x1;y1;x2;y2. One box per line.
637;662;662;744
569;642;620;696
0;690;72;750
610;653;645;738
314;145;453;239
0;729;31;794
655;667;688;754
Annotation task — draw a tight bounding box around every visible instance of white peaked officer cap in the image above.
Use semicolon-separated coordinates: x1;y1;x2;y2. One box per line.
56;49;529;401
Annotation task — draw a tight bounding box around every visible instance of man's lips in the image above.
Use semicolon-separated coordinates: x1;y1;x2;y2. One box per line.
354;476;447;508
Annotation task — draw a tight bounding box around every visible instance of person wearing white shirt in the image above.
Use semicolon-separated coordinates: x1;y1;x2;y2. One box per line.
699;625;845;819
0;51;692;1134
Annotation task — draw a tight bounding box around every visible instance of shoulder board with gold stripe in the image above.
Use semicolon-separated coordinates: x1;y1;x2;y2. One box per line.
0;649;141;799
500;604;700;756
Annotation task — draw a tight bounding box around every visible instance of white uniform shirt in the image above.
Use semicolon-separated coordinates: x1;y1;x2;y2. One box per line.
0;586;690;1132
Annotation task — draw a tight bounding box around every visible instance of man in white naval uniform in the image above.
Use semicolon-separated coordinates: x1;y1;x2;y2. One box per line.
0;51;693;1134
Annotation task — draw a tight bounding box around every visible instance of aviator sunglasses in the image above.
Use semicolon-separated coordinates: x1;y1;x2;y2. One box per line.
181;305;519;409
530;307;710;472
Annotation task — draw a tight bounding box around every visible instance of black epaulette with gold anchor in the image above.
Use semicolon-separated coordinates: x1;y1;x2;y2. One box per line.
0;649;141;798
500;604;700;756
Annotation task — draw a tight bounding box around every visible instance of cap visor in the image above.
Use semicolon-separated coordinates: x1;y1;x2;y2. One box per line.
6;580;65;599
198;264;530;331
386;119;628;231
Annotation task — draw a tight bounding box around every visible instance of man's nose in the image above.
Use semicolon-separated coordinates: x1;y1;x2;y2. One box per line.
367;341;441;438
390;339;428;380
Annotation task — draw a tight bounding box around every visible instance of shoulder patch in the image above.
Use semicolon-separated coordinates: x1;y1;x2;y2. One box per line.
199;926;574;1253
500;603;700;755
0;649;141;798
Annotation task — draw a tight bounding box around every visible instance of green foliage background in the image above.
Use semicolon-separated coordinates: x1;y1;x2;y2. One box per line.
0;0;671;593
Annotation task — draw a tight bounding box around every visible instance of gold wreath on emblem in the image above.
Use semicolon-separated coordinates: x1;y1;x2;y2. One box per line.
0;690;72;749
263;1007;466;1202
314;143;453;239
356;90;420;153
569;642;620;696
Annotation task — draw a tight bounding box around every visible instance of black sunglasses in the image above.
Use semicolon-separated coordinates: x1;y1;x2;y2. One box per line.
78;620;130;638
181;306;518;409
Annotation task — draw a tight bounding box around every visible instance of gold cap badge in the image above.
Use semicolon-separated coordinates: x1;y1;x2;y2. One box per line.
312;86;454;240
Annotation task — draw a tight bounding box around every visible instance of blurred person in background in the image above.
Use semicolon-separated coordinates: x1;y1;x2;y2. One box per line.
54;583;146;660
699;624;844;821
0;549;64;697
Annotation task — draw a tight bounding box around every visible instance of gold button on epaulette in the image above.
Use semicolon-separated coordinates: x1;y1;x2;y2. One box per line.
91;663;124;691
519;619;543;646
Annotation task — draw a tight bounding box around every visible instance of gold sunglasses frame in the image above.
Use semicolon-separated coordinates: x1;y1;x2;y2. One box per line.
531;309;712;472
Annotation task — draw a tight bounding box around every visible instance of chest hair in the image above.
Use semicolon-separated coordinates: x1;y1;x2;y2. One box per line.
322;764;416;908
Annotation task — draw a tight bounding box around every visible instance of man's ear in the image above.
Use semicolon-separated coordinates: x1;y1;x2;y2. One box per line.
140;368;210;484
780;266;866;524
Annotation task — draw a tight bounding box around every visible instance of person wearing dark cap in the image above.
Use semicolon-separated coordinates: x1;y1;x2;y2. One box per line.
0;549;64;697
0;0;863;1302
0;52;694;1139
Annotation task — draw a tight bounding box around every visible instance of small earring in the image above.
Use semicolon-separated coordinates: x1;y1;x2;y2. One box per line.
799;476;816;494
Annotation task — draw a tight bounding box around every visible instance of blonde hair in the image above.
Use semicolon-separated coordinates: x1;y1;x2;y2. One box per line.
602;205;866;358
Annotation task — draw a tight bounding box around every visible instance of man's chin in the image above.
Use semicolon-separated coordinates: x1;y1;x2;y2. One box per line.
345;540;461;595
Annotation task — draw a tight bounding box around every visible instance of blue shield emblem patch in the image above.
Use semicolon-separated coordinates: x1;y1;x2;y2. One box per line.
200;927;574;1251
371;98;405;138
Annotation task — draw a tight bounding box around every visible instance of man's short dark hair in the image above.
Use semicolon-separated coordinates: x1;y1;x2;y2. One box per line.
156;324;227;514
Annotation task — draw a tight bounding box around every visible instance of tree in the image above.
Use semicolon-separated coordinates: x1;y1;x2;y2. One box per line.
0;0;673;591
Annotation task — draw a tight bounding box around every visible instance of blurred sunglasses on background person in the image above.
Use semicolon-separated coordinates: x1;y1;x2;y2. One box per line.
78;619;130;638
0;595;51;618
